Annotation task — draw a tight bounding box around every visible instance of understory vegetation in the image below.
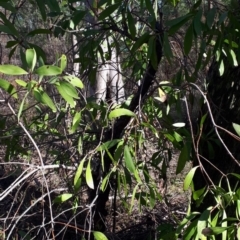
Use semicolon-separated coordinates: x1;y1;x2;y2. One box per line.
1;0;240;239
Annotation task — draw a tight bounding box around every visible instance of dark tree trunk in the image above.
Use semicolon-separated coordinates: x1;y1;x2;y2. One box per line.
88;28;164;233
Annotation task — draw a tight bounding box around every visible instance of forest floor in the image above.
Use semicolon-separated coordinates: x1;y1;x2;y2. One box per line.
0;142;191;240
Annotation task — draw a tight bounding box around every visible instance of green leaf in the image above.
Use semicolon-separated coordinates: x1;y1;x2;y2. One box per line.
28;43;46;62
93;231;108;240
206;8;216;29
0;79;17;98
71;111;81;133
18;93;29;120
35;65;62;76
98;3;121;20
184;24;193;55
197;209;210;239
53;193;73;203
15;79;27;87
60;55;67;71
176;144;189;174
124;145;135;173
36;0;46;21
33;89;57;112
233;123;240;136
184;166;199;190
58;81;79;99
127;9;136;38
56;83;76;108
108;108;136;120
163;34;173;63
74;159;85;188
229;49;238;67
27;29;52;37
193;9;202;36
129;184;139;213
86;160;94;189
63;75;84;88
219;59;224;76
26;49;37;71
167;14;193;35
131;33;150;52
0;65;28;75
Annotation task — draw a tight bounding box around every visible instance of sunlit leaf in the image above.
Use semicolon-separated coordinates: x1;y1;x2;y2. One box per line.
74;159;85;188
60;54;67;71
26;49;37;72
109;108;136;120
0;79;17;98
35;65;62;76
184;166;199;190
233;123;240;136
53;193;73;203
63;75;84;89
124;145;135;173
93;231;108;240
0;65;28;75
86;160;94;189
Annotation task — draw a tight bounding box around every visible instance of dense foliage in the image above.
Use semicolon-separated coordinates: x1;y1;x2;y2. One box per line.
1;0;240;239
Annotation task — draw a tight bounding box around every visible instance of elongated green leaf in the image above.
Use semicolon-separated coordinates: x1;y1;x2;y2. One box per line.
219;59;224;76
167;14;193;35
124;145;135;173
33;89;57;112
59;81;79;99
197;209;210;239
56;84;75;107
60;55;67;71
63;75;84;88
206;8;216;29
193;9;202;36
163;34;173;63
184;24;193;55
98;3;120;20
222;210;227;240
183;219;197;240
176;144;189;174
15;79;27;87
229;49;238;67
71;111;81;133
129;184;139;213
233;123;240;136
27;29;52;37
127;9;136;38
35;65;62;76
93;231;108;240
28;43;46;62
36;0;46;21
0;79;17;98
184;166;199;190
86;160;94;189
131;33;150;52
74;159;85;187
0;65;28;75
53;193;73;203
109;108;136;120
26;49;37;71
18;93;29;120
